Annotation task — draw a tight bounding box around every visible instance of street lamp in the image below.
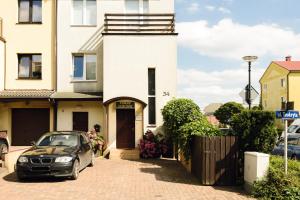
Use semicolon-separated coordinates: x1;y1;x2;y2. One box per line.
242;56;258;109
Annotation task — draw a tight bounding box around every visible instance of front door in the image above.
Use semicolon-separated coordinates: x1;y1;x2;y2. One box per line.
73;112;88;132
116;109;135;149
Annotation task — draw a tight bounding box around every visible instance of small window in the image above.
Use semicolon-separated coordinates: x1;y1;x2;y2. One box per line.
148;68;155;95
148;97;156;125
19;0;42;23
281;78;286;87
73;54;96;81
72;0;97;25
125;0;149;13
281;96;285;103
18;54;42;79
148;68;156;125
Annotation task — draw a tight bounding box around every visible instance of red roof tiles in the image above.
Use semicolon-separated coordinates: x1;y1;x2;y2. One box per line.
274;61;300;71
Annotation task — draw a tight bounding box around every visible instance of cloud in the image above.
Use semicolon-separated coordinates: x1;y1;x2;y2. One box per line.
186;3;200;13
218;7;231;14
205;5;216;11
178;67;265;109
177;19;300;60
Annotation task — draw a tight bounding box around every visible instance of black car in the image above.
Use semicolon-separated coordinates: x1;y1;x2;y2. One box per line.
16;131;94;180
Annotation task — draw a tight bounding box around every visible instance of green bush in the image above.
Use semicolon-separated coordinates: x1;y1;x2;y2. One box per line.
162;98;203;142
253;156;300;200
178;119;221;160
231;110;278;154
214;102;244;126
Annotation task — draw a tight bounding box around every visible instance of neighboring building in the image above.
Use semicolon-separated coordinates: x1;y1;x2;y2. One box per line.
203;103;222;126
0;0;177;153
0;0;56;146
260;56;300;111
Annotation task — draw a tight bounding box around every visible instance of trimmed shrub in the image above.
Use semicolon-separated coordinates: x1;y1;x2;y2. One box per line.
253;156;300;200
178;119;221;160
162;98;203;142
214;102;244;126
231;110;278;154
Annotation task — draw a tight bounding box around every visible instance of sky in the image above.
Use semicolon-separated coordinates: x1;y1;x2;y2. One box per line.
175;0;300;109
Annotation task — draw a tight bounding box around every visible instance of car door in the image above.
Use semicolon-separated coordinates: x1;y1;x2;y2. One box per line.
79;135;88;168
79;134;92;167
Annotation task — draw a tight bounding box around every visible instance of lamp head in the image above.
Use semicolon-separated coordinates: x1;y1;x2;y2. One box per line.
242;56;258;62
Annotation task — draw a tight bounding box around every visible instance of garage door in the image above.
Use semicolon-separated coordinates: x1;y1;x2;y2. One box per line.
12;108;50;146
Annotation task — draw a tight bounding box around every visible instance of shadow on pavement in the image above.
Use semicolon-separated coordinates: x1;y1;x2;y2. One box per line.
3;172;67;183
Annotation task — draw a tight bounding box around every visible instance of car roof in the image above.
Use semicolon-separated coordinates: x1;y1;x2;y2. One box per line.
43;131;86;136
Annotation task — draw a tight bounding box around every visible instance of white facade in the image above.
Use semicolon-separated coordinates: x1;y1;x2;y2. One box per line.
56;0;177;149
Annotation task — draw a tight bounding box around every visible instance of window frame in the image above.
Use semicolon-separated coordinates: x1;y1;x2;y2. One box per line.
125;0;149;13
17;53;42;80
18;0;42;24
72;53;97;82
71;0;97;26
281;78;286;88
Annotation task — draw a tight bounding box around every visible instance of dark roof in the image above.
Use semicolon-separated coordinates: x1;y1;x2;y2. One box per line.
0;90;55;99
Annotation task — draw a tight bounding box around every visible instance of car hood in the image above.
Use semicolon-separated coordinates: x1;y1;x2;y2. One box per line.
21;146;78;156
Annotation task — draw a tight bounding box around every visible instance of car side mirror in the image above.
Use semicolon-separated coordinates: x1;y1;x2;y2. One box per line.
30;141;36;146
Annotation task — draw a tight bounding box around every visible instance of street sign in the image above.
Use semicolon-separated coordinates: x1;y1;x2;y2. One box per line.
239;85;259;102
276;110;300;119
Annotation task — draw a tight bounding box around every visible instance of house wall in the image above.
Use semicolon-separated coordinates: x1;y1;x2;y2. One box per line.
0;0;55;90
103;36;177;130
0;101;54;145
0;40;4;90
260;62;289;111
288;72;300;111
56;0;174;93
57;101;104;133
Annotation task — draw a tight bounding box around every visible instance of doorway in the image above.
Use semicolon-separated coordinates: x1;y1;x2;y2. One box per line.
73;112;89;132
116;109;135;149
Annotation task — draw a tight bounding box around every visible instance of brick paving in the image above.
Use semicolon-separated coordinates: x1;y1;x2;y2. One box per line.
0;158;254;200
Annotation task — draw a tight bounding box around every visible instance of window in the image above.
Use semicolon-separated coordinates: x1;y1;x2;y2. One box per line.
148;68;156;125
73;54;96;81
72;0;96;25
125;0;149;13
18;54;42;79
281;96;285;103
281;78;286;87
19;0;42;23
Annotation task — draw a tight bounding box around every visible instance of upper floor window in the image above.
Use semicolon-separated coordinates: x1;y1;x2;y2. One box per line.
281;78;286;87
18;54;42;79
72;0;97;26
73;54;96;81
19;0;42;23
125;0;149;13
148;68;156;125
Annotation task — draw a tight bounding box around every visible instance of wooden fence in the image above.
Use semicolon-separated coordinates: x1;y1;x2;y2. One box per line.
191;136;239;186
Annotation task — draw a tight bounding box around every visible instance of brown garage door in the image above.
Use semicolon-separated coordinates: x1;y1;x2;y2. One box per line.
12;108;50;146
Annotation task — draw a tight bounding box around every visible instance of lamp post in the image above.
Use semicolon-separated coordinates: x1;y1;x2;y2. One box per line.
242;56;258;109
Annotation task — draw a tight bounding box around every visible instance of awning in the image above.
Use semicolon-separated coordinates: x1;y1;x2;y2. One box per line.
0;90;54;100
50;92;103;101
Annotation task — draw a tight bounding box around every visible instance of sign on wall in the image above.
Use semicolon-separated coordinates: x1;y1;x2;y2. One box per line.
116;101;135;109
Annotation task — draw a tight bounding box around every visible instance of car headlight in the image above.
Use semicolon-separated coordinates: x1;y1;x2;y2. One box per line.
55;156;73;163
18;156;28;163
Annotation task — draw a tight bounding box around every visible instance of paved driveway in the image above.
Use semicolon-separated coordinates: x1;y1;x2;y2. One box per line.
0;159;253;200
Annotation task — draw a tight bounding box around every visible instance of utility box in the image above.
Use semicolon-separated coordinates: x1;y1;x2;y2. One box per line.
244;152;270;193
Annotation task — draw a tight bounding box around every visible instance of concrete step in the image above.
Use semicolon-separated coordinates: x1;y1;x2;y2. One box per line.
109;149;140;160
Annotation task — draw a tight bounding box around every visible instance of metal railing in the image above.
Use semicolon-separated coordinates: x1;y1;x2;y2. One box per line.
103;13;176;35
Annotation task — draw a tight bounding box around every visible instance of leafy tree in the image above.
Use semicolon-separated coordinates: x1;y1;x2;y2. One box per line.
214;102;244;125
162;98;203;142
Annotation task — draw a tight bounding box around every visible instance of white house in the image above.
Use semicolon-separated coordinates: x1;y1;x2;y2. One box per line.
56;0;177;152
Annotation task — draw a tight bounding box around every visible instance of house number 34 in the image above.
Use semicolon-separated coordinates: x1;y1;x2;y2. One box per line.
163;92;170;96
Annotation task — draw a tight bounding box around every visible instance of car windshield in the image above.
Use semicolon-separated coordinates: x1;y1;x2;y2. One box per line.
288;125;299;133
36;134;79;147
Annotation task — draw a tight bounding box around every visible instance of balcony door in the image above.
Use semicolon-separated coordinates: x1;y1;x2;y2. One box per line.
125;0;149;13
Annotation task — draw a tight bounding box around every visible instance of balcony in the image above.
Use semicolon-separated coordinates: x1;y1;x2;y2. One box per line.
102;13;177;35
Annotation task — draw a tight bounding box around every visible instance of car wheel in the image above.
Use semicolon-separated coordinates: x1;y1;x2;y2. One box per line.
88;153;95;167
0;143;8;160
71;159;79;180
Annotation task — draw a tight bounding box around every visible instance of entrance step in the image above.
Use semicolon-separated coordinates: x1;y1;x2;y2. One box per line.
109;149;140;160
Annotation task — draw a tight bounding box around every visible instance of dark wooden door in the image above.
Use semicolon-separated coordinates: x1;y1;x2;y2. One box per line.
116;109;135;149
73;112;89;132
12;108;50;146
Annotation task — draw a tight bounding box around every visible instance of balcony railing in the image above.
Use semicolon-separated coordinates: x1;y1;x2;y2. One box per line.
103;13;177;35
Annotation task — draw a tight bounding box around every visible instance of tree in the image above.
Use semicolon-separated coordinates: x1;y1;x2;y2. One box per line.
214;102;244;126
162;98;203;142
